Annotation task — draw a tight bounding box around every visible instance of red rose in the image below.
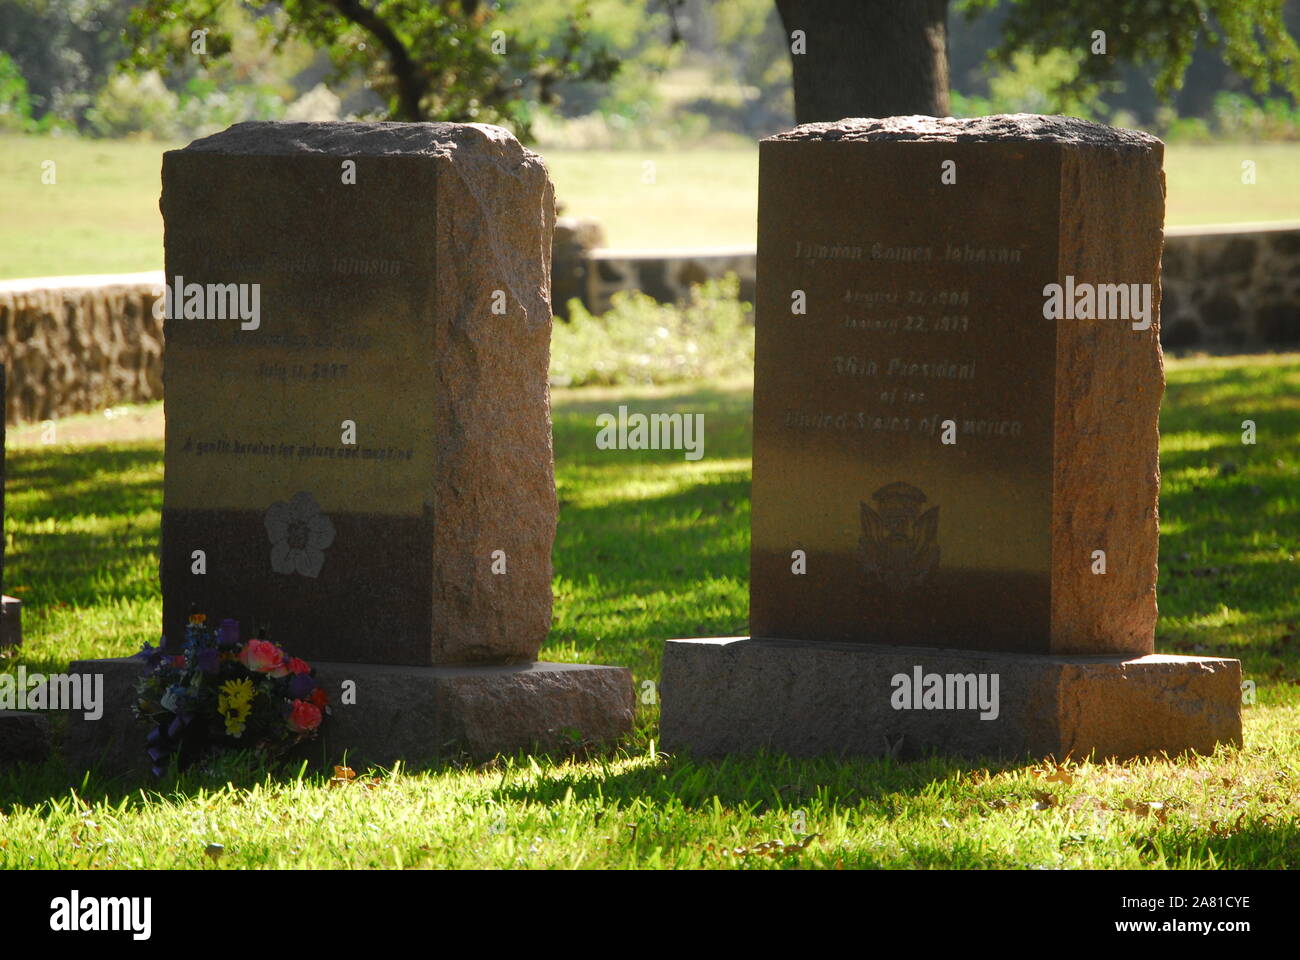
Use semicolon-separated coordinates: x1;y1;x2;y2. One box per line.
240;638;288;677
309;687;329;708
287;657;312;675
171;655;186;668
288;699;322;733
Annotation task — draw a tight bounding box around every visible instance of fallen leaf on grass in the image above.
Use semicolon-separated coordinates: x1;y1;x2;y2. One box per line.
1207;812;1273;836
1123;800;1168;823
711;834;821;859
328;765;381;789
1032;763;1075;785
1031;790;1057;811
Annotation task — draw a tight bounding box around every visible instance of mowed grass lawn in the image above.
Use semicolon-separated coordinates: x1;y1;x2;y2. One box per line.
0;355;1297;869
1;134;1298;278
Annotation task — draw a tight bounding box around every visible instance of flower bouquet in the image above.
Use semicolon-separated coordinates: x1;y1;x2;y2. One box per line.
134;612;329;776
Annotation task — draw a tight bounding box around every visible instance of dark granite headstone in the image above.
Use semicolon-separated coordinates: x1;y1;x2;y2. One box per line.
159;122;557;666
62;121;635;773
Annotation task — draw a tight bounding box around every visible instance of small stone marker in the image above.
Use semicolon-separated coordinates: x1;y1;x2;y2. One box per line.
662;115;1241;761
0;711;51;766
0;364;21;651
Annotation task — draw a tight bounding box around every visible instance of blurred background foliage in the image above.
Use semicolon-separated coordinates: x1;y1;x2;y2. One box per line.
0;0;1298;144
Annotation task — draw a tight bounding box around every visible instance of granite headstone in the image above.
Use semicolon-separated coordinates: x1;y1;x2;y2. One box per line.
662;115;1242;761
159;122;557;666
64;121;634;773
751;115;1165;655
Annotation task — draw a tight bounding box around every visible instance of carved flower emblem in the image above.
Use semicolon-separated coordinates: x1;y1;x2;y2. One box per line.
265;491;335;578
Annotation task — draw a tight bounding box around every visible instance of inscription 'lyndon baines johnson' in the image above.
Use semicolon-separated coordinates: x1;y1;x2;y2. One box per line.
794;240;1024;264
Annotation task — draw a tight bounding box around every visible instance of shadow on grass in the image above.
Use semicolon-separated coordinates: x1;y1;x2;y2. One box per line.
9;444;163;516
7;443;163;613
0;743;394;814
1153;820;1300;867
0;736;1007;823
487;747;1015;812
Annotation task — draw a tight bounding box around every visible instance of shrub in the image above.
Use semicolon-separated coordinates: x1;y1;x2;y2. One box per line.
85;70;179;139
0;53;35;133
551;274;753;387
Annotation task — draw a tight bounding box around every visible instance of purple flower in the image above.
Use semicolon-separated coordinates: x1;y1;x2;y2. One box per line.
218;619;241;649
135;640;167;668
287;673;316;700
196;647;221;678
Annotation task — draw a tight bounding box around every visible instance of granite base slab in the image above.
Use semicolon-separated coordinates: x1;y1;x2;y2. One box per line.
64;656;634;778
660;637;1242;762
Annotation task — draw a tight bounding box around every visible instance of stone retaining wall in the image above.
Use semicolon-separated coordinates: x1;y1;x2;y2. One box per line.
2;222;1296;425
0;272;164;425
559;221;1300;353
1160;223;1300;350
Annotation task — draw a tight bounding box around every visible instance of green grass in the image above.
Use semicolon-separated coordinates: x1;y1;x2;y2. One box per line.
0;134;170;280
2;134;1298;278
1;355;1297;869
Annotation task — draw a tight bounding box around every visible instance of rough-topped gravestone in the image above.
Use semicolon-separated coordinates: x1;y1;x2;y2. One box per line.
159;121;555;666
662;115;1241;760
751;114;1163;656
63;121;633;773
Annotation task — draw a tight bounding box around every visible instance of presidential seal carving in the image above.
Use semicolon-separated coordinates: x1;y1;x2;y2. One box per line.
859;481;939;593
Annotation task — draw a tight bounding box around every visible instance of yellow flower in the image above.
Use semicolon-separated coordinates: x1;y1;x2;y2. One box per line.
218;678;255;738
220;677;254;710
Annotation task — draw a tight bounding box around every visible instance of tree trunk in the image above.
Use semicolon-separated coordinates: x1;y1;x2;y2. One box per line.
329;0;428;121
776;0;950;124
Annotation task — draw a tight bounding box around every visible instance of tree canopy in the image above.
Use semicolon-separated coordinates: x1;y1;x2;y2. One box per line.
122;0;624;138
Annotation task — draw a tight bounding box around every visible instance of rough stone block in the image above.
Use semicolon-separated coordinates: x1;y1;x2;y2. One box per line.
64;655;634;779
660;637;1242;761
